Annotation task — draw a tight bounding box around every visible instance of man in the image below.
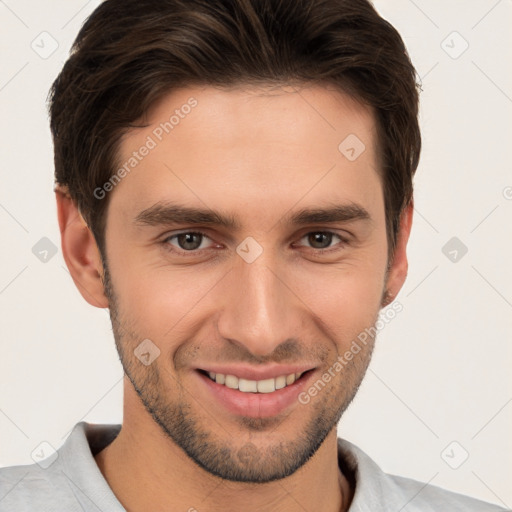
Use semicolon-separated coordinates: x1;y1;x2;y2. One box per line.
0;0;507;511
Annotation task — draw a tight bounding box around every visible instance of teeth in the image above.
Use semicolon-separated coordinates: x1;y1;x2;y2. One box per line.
257;378;276;393
205;371;304;393
225;375;238;389
275;375;286;390
239;378;258;392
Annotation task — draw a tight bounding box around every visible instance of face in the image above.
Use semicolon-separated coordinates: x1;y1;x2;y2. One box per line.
99;83;404;483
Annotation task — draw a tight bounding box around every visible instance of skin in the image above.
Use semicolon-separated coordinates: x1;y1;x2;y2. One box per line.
56;83;413;512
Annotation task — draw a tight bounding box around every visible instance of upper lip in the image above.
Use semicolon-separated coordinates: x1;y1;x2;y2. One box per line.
197;364;315;381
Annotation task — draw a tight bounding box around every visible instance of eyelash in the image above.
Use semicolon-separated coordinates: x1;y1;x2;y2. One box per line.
160;230;349;256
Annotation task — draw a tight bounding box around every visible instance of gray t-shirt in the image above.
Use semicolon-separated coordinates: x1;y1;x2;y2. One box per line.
0;421;508;511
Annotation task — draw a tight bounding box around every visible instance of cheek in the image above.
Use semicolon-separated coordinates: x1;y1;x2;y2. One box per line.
109;257;228;340
107;230;388;351
290;262;385;342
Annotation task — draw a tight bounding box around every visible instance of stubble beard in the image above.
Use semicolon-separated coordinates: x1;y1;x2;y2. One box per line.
101;259;378;483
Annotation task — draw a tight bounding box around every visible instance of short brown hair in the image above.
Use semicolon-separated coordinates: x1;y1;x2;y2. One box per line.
49;0;421;262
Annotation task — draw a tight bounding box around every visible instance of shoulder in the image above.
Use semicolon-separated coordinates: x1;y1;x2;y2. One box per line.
337;438;509;512
0;461;81;511
387;473;509;511
0;422;123;512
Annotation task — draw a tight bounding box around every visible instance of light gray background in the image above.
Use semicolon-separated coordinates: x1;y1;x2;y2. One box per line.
1;0;511;507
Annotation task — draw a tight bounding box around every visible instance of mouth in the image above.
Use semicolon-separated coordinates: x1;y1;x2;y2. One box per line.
195;368;316;418
197;369;312;393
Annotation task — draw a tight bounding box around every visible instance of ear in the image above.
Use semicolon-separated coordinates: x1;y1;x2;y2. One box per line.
55;185;109;308
381;199;414;307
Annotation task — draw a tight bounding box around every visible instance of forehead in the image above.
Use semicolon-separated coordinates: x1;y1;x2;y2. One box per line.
140;83;378;156
110;83;382;226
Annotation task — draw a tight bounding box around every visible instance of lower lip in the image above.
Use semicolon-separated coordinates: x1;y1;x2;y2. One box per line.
195;370;314;418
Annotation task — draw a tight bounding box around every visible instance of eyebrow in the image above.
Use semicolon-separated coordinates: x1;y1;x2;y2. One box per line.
133;201;371;230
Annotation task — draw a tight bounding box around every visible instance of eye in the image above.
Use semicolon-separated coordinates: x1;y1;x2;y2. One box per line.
160;230;349;256
296;231;348;252
162;231;215;252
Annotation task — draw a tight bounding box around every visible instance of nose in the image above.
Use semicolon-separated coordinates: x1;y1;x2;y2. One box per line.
216;248;304;358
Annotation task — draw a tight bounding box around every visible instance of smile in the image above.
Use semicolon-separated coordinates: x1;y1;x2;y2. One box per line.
195;368;315;418
203;370;306;394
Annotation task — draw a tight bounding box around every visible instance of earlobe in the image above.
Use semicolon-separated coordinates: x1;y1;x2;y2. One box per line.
382;199;414;307
55;185;109;308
